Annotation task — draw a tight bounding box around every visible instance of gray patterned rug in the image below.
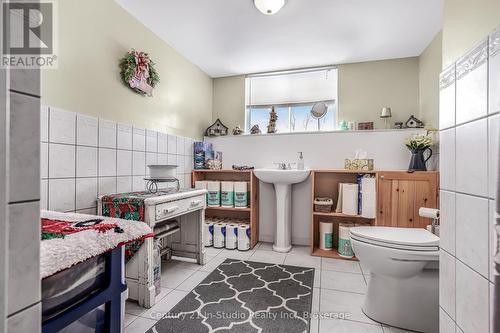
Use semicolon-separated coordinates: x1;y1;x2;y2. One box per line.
147;258;315;333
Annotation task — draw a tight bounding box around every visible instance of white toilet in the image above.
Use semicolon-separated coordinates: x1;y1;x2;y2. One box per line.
350;226;439;333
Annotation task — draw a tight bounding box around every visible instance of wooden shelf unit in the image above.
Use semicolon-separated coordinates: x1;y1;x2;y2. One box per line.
310;169;439;260
192;170;259;248
310;170;377;261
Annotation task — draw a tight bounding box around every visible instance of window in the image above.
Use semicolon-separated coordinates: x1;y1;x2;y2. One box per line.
245;67;338;133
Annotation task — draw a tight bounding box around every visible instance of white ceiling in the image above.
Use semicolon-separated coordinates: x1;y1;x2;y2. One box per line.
116;0;443;78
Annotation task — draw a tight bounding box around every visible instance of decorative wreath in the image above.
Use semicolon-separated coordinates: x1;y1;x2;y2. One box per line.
119;49;160;96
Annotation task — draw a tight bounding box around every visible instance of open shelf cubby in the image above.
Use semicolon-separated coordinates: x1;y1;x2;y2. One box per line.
310;170;377;260
192;170;259;248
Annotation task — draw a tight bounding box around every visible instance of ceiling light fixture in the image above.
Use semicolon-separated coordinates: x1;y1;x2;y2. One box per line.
254;0;286;15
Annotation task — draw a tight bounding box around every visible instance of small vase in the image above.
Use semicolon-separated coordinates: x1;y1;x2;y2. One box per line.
408;148;432;172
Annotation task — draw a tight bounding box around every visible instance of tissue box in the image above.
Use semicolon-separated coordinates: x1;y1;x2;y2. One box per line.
194;142;213;169
344;159;374;171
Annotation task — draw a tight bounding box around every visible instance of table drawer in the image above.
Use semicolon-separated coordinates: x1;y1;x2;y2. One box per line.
155;195;205;221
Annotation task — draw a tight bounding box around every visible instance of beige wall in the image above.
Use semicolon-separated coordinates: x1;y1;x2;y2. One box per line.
42;0;213;139
337;58;419;129
419;32;443;129
212;75;246;130
213;57;422;131
443;0;500;68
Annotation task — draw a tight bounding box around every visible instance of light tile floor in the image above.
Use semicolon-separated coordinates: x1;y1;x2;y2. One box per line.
124;242;413;333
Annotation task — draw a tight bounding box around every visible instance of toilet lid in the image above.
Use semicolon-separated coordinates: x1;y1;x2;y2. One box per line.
350;226;439;250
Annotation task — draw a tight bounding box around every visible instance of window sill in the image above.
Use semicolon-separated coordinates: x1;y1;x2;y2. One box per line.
204;128;424;139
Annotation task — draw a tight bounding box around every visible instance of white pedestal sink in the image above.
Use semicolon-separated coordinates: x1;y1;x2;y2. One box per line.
253;168;311;253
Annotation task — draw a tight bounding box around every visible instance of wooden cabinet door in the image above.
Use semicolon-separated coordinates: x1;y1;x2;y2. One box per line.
376;171;439;229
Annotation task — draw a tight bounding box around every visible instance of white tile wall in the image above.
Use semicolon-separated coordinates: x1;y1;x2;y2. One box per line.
438;26;499;333
117;123;133;150
40;105;49;142
49;178;75;212
133;128;146;151
7;202;41;314
490;200;496;283
455;119;488;197
456;194;489;277
158;132;168;153
9;93;41;202
439;128;456;191
117;150;132;176
439;308;455;333
439;190;455;254
439;250;455;319
146;130;158;153
98;177;116;196
456;261;489;333
40;106;195;213
76;146;97;177
3;63;41;331
49;143;75;178
489;114;499;198
49;107;75;144
490;30;500;114
455;40;488;125
98;148;117;177
76;114;98;147
98;119;117;149
76;178;98;210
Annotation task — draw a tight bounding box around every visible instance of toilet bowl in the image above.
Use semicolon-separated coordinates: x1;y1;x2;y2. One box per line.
350;226;439;333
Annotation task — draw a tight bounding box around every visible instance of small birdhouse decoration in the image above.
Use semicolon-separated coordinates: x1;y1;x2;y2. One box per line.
232;125;244;135
205;119;228;137
405;115;425;128
250;124;261;134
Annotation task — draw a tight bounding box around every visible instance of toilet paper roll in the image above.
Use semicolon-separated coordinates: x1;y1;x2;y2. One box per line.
234;182;248;208
225;224;238;250
213;223;226;248
207;181;221;207
361;177;376;218
221;181;235;207
419;207;440;219
338;223;354;258
342;184;359;216
237;224;251;251
319;222;333;250
203;222;214;247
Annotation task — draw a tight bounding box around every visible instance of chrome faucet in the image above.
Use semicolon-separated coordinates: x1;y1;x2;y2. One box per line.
273;163;296;170
274;163;288;170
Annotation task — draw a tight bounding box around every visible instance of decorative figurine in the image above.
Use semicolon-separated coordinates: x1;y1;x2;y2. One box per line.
205;118;228;137
232;125;244;135
267;106;278;134
250;124;261;134
405;115;425;128
395;122;404;129
339;120;349;131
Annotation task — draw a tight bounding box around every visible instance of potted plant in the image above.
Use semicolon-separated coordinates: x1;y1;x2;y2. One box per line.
405;132;434;171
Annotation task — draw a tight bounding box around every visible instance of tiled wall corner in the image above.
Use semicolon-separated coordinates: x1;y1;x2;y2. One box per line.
3;66;41;330
40;106;196;214
438;26;500;333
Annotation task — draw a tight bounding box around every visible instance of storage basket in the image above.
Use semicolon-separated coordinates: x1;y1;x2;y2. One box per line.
314;197;333;213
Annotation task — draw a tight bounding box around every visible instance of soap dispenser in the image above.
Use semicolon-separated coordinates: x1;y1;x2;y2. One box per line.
297;152;304;170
